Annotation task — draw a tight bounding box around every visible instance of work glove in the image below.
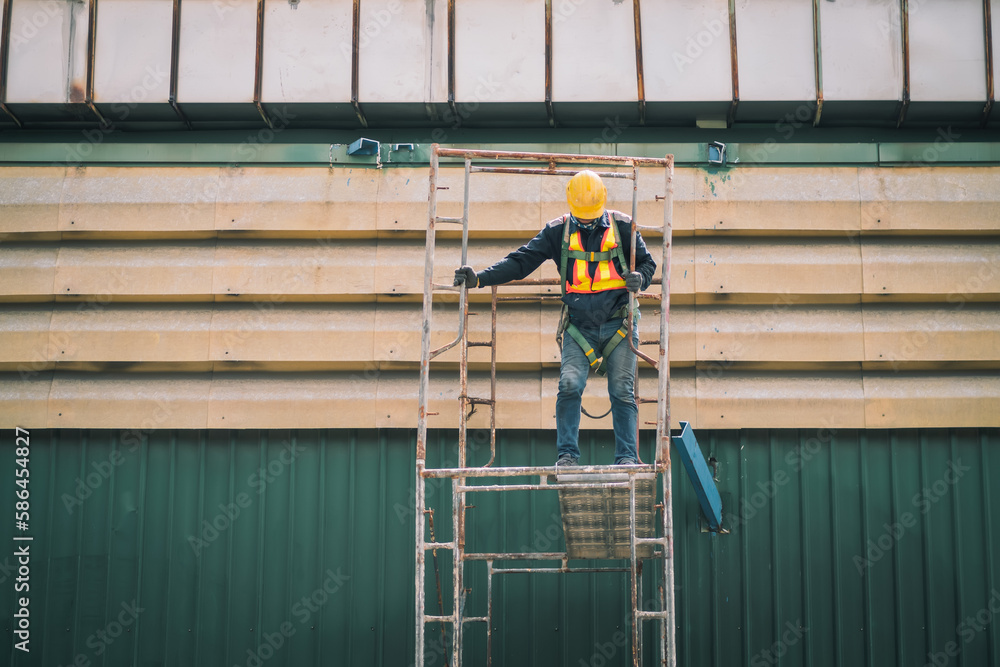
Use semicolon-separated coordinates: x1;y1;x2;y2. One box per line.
625;271;642;293
454;265;478;288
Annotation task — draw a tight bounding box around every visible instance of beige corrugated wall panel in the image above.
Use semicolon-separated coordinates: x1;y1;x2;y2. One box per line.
376;166;692;234
860;167;1000;233
53;243;216;298
376;371;541;429
696;373;866;429
215;167;378;233
0;167;64;235
0;372;51;426
58;167;221;234
0;246;58;299
0;308;53;364
696;305;865;363
864;375;1000;427
210;305;374;364
213;240;376;297
208;374;375;428
695;239;863;298
695;168;862;233
374;302;541;366
863;306;1000;364
861;240;1000;297
47;373;210;429
50;306;213;362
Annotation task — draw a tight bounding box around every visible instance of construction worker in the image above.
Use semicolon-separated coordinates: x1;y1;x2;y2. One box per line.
454;170;656;466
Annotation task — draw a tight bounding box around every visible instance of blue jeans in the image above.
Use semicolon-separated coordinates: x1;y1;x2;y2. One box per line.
556;316;639;464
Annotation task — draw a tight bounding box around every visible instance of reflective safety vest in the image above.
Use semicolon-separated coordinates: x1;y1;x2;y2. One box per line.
561;215;628;294
556;213;637;377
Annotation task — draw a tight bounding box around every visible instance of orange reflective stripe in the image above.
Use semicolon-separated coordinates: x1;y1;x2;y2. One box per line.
565;223;626;293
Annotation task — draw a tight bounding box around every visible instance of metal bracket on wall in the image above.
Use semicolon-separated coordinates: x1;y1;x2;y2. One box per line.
672;421;726;534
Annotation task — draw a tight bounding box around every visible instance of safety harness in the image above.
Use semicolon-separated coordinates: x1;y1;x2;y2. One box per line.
556;212;637;376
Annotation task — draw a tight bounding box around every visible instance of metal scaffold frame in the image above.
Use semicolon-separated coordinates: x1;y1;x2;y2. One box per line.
416;145;676;667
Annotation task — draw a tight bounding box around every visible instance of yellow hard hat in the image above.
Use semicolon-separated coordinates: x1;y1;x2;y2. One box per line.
566;170;607;220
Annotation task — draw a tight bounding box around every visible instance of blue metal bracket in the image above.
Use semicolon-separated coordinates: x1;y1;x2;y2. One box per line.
672;421;724;533
347;137;380;156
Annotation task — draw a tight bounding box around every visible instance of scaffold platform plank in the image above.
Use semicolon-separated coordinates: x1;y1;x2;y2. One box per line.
555;472;658;559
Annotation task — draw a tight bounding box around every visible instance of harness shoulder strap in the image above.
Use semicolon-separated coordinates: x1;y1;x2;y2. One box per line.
607;211;629;276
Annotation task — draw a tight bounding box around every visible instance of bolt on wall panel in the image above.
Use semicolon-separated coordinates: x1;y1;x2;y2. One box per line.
733;0;815;102
908;0;986;102
551;0;637;102
357;0;448;104
640;0;732;102
5;0;90;103
454;0;545;104
93;0;173;105
819;0;903;102
260;0;352;103
176;0;256;103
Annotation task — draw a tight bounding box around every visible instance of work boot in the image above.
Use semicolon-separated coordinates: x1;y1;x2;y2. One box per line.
615;458;639;465
556;454;579;467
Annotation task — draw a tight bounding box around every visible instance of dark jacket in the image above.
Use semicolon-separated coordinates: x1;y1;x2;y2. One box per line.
477;210;657;328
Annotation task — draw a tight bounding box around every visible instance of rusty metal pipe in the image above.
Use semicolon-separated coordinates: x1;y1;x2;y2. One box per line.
470;166;635;178
426;510;451;667
629;476;640;666
435;147;670;165
492;566;633;575
458;482;632;493
660;157;676;667
423;464;655;479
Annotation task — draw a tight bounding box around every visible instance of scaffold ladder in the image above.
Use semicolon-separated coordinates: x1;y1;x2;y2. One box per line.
415;145;678;667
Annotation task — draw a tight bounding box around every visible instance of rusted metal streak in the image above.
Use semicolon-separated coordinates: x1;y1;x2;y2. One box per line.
84;0;110;126
727;0;740;126
168;0;191;129
544;0;554;127
447;0;456;118
252;0;273;129
633;0;645;125
0;0;22;127
457;482;632;493
423;464;655;478
812;0;824;126
897;0;911;127
436;147;670;165
470;166;635;179
351;0;367;127
983;0;995;126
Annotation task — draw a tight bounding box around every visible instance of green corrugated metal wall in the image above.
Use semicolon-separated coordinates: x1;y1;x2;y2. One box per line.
1;428;997;667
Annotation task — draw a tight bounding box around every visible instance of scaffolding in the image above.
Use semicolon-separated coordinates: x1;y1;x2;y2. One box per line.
416;146;677;667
